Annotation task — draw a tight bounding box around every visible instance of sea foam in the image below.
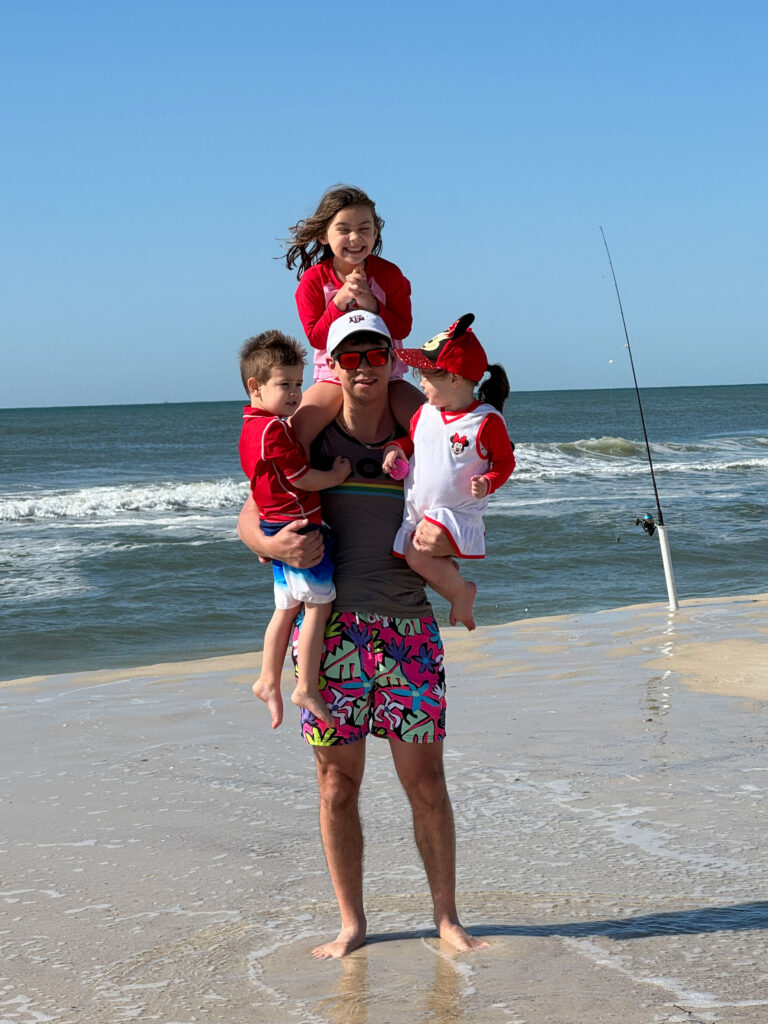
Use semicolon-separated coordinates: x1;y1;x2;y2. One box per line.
0;478;248;521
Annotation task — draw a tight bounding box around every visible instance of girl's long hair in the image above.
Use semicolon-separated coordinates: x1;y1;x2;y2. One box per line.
283;184;384;279
477;364;510;413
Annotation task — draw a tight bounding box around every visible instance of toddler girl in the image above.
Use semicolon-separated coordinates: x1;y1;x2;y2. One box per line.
382;314;515;631
284;184;422;448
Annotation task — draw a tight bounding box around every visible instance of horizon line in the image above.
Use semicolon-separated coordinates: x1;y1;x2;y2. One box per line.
2;380;766;413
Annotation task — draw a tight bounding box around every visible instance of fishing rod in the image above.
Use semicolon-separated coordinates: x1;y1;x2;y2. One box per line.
599;226;679;611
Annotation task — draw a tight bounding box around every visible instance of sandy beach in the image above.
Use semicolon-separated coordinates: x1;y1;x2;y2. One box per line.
2;593;768;1023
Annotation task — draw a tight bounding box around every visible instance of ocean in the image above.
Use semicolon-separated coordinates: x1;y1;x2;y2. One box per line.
1;383;766;680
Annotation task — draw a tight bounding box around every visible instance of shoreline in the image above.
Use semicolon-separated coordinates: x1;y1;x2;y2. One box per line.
4;591;767;699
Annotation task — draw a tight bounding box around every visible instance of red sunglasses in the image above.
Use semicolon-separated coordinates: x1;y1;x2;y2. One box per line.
335;347;390;370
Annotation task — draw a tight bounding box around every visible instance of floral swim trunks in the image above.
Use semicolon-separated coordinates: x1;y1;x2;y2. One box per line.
292;611;446;746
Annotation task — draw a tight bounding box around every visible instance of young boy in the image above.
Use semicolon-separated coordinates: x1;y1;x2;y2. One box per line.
238;331;351;727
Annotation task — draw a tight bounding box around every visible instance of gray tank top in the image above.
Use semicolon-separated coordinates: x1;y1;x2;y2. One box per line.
312;421;432;619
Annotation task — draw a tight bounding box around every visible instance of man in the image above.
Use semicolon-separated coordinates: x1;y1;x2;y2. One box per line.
238;310;488;959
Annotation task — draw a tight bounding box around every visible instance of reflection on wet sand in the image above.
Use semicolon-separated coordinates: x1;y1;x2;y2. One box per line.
313;952;370;1024
307;937;467;1024
423;943;466;1024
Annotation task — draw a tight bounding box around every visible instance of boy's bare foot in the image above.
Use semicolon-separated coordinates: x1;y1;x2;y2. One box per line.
449;580;477;630
291;685;329;724
436;919;490;952
311;922;367;960
252;678;283;729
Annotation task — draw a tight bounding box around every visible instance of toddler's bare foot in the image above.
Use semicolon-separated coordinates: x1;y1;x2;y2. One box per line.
311;922;367;960
449;580;477;631
252;677;283;729
291;684;329;724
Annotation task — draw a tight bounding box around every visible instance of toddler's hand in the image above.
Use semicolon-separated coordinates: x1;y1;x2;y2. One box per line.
332;280;357;310
345;266;377;312
471;475;490;498
382;446;407;476
389;457;409;480
331;455;352;482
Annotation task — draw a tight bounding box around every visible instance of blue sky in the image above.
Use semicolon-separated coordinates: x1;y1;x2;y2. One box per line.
2;1;766;408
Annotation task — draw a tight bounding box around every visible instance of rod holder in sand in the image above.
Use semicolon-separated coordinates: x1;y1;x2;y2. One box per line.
657;524;679;611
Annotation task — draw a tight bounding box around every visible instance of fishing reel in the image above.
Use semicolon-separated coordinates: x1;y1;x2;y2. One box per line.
635;513;656;537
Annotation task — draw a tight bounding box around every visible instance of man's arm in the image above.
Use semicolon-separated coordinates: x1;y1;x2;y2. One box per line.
237;494;325;567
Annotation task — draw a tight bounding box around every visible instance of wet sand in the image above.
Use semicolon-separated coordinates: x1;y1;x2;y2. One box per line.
2;593;768;1023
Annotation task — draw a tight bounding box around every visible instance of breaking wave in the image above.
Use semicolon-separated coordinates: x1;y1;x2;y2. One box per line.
2;434;765;521
1;478;248;522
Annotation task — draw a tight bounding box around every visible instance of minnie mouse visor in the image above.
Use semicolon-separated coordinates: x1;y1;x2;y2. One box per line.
397;313;488;383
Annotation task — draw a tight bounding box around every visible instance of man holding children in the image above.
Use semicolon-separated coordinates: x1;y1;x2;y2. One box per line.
238;310;490;958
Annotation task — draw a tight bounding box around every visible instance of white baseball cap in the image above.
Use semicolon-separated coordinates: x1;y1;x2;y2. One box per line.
326;310;392;359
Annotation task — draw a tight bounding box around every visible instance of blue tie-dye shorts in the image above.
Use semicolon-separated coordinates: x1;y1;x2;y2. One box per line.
260;520;335;610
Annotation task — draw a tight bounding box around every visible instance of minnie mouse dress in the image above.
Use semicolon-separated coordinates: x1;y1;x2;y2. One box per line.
392;400;514;559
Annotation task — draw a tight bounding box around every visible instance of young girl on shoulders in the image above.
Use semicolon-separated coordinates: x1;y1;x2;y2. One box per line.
284;184;423;448
382;314;515;631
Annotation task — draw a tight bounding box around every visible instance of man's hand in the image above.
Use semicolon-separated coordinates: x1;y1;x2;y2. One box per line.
470;475;490;498
269;520;325;567
237;496;325;568
411;518;456;557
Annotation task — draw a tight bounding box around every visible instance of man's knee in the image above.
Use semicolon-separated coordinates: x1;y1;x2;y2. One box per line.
316;759;363;812
402;758;450;812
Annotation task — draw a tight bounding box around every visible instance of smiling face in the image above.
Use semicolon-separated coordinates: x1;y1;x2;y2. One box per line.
321;204;378;275
249;363;304;418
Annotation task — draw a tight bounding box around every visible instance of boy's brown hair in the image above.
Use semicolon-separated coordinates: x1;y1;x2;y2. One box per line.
238;331;307;394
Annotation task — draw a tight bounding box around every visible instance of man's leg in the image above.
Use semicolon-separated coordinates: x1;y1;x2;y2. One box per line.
312;740;368;959
389;739;489;952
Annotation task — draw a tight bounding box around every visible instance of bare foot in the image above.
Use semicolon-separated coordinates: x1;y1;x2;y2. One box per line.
291;685;329;725
252;678;283;729
449;580;477;630
437;919;490;952
311;923;367;960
